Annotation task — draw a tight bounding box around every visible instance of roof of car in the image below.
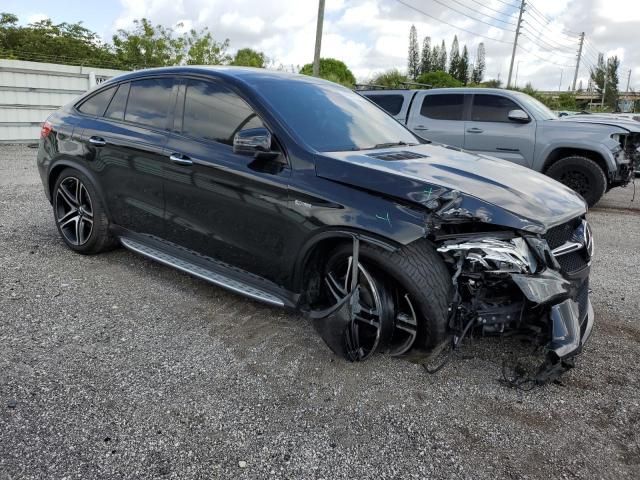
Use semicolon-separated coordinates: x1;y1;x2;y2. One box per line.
104;65;332;88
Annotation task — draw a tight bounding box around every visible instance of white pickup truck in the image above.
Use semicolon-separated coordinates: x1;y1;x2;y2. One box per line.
360;87;638;206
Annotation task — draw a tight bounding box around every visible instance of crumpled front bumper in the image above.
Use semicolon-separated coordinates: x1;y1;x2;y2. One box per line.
511;266;593;362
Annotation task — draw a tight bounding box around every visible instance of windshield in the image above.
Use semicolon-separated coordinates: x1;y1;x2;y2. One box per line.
255;79;420;152
514;92;557;120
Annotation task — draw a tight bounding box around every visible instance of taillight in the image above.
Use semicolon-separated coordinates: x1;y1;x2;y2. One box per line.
40;121;53;138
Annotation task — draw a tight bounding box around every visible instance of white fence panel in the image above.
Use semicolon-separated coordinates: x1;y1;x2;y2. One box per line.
0;59;128;142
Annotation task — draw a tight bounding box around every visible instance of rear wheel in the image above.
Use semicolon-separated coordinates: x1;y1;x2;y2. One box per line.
52;169;117;254
323;240;452;360
546;156;607;207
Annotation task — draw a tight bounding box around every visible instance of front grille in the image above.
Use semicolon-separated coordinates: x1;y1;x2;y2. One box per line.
556;250;588;273
543;217;581;250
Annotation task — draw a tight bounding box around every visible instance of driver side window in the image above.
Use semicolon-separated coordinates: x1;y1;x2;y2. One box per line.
182;80;265;145
471;94;521;123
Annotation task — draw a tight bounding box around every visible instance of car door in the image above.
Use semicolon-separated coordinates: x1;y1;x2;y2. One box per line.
464;93;536;167
162;78;292;283
406;92;467;145
76;77;174;236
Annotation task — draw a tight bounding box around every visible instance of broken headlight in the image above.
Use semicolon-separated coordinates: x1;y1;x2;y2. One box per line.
437;237;538;274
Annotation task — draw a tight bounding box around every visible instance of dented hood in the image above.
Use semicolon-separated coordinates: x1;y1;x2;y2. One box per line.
315;143;587;233
556;115;640;133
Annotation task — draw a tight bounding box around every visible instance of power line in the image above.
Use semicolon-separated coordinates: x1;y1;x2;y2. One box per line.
464;0;519;18
394;0;514;44
520;26;578;57
517;35;578;68
492;0;520;7
424;0;516;30
522;11;578;47
446;0;518;26
526;0;580;35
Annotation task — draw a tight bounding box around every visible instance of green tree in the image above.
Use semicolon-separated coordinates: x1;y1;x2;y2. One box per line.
448;36;460;78
471;43;485;84
112;18;184;67
370;69;408;87
185;27;230;65
416;70;463;88
590;54;620;110
0;13;118;68
230;47;266;67
457;45;469;84
300;58;356;86
420;36;432;75
407;25;420;80
481;78;502;88
438;40;447;71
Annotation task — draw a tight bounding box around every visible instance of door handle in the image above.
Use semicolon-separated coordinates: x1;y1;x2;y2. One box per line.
169;153;193;166
466;127;484;133
414;125;429;131
89;136;106;146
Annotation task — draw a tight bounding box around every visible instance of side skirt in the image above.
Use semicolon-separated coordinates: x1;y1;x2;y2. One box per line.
118;232;298;309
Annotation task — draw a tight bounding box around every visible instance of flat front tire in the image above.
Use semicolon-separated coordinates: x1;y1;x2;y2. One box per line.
324;240;453;360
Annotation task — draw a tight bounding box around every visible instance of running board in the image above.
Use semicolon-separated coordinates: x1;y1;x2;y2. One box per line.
120;237;287;307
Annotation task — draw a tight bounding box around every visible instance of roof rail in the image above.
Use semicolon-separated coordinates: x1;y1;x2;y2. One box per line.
353;82;433;91
400;81;433;89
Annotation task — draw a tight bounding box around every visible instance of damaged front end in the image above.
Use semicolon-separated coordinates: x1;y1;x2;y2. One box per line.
435;217;594;384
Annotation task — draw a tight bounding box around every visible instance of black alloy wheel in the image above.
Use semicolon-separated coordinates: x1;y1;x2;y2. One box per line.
55;176;94;246
324;255;419;359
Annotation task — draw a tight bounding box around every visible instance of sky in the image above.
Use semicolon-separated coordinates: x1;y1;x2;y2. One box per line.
4;0;639;91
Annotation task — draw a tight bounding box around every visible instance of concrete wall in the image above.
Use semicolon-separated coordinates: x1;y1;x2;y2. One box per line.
0;59;128;143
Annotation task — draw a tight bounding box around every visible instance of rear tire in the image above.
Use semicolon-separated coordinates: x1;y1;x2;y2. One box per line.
546;156;607;207
52;168;117;254
324;240;452;359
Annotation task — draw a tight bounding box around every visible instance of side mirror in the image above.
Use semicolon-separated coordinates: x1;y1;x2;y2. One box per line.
508;109;531;123
233;127;272;155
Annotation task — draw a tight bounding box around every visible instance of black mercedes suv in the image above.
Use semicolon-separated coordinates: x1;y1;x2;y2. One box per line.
37;67;594;382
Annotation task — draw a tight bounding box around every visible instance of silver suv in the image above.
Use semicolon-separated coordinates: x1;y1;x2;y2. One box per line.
361;88;638;206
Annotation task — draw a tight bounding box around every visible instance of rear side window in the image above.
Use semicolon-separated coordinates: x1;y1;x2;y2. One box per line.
366;94;404;116
124;78;174;129
78;86;116;116
182;80;264;145
471;94;521;122
420;94;464;120
105;83;130;121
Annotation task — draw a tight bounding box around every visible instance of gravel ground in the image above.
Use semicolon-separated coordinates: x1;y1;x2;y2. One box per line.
1;144;639;479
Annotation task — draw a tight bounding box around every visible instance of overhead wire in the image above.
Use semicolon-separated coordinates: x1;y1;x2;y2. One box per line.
424;0;516;30
394;0;514;44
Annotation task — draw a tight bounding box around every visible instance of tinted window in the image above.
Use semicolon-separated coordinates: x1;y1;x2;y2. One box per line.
472;94;521;122
366;94;404;116
124;78;174;129
182;80;264;144
105;83;130;121
256;80;419;152
78;86;116;116
420;94;464;120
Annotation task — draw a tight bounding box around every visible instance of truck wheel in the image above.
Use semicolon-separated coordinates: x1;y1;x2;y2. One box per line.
546;156;607;207
323;240;452;360
52;168;118;254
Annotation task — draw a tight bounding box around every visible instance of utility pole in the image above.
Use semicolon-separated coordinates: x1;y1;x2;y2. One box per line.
559;69;563;91
601;57;609;108
625;69;632;92
515;60;521;87
312;0;325;77
572;32;584;91
507;0;526;88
